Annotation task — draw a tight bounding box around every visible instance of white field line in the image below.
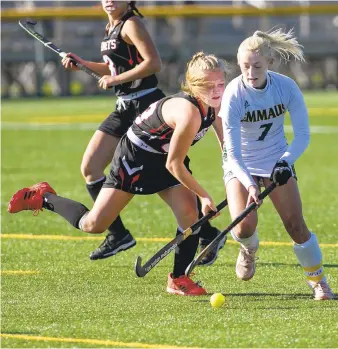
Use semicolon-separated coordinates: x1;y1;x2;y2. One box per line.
2;122;338;133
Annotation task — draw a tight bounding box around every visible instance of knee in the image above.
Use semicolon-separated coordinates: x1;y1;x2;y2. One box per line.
80;159;92;181
81;159;102;183
80;214;105;234
233;220;257;239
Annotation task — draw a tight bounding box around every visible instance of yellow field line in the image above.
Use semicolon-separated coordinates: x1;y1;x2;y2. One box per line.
0;270;39;275
1;233;169;242
1;234;337;247
0;333;198;349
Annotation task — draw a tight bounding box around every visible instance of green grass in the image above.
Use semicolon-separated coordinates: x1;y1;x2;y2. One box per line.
1;91;338;348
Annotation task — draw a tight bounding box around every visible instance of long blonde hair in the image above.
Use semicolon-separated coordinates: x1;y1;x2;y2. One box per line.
237;28;305;63
181;51;228;97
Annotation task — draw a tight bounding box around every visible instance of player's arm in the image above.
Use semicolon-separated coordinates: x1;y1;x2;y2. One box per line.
219;90;256;191
279;79;310;165
61;53;111;76
111;16;162;85
220;92;261;205
165;100;211;201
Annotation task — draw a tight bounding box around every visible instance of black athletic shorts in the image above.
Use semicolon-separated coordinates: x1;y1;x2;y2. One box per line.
103;135;191;195
98;88;166;137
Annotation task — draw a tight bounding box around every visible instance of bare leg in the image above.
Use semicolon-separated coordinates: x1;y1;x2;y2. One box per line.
158;186;199;277
262;177;334;299
81;131;133;258
79;188;134;233
42;188;133;233
226;178;258;237
226;178;260;281
158;186;207;295
263;177;310;244
81;130;120;182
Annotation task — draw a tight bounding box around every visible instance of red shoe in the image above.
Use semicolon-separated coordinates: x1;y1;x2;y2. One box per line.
166;273;207;296
8;182;56;214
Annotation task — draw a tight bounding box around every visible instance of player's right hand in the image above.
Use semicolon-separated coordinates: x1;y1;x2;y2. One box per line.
246;184;262;208
61;53;84;71
200;196;219;219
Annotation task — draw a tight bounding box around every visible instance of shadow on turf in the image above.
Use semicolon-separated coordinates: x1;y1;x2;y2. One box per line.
194;293;337;302
4;330;38;335
259;263;338;268
202;292;310;299
215;262;338;268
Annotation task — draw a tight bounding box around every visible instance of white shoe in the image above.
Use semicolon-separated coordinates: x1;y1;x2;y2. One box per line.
236;243;259;281
308;279;335;300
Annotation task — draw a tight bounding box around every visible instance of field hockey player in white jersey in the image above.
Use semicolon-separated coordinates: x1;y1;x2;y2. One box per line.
219;28;334;300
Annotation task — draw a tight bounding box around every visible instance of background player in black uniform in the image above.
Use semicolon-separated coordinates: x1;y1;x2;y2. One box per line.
61;1;162;260
61;1;223;263
9;52;228;296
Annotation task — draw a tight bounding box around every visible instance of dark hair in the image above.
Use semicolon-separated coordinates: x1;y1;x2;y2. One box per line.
129;1;144;18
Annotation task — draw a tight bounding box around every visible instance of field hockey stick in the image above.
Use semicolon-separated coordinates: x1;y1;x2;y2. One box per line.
134;198;228;277
19;19;102;81
185;182;277;276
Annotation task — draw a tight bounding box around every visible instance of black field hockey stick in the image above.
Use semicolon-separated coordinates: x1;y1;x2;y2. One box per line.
19;19;102;81
185;182;277;276
134;199;228;277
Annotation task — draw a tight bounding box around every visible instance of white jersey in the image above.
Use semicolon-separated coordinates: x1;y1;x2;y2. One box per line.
219;71;310;190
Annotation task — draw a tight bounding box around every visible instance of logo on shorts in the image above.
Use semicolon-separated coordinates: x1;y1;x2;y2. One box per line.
224;170;234;182
135;187;143;192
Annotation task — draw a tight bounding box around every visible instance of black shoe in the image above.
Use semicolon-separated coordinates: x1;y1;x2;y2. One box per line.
197;230;227;266
89;231;136;260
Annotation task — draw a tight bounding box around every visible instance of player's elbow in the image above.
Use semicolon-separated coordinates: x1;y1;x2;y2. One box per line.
298;133;310;149
166;160;180;177
165;160;175;174
151;57;162;73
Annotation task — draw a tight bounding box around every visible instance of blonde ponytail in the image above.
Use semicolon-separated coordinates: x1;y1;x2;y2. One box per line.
238;28;305;63
181;51;228;97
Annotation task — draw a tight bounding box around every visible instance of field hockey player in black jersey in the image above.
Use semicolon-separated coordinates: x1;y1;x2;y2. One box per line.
8;52;228;296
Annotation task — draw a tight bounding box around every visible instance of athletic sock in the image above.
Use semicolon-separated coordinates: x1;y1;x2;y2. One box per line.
86;176;106;201
173;227;199;278
86;177;129;239
293;232;325;283
231;229;259;249
43;193;89;229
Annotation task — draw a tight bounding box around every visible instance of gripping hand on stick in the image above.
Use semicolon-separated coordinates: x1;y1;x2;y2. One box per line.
61;53;84;71
200;195;219;220
270;160;292;186
246;185;262;208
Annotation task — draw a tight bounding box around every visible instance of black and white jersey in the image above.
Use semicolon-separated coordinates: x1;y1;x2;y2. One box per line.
100;11;158;96
130;92;216;154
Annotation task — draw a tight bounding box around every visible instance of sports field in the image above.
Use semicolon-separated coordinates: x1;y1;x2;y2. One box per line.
1;91;338;348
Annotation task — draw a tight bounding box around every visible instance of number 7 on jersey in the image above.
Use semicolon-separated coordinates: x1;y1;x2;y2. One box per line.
258;122;273;141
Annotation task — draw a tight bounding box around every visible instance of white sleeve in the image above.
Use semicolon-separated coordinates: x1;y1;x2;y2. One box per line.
280;79;310;164
219;90;256;190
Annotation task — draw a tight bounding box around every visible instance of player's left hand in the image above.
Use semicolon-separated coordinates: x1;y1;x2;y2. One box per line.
98;75;116;90
270;160;292;186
